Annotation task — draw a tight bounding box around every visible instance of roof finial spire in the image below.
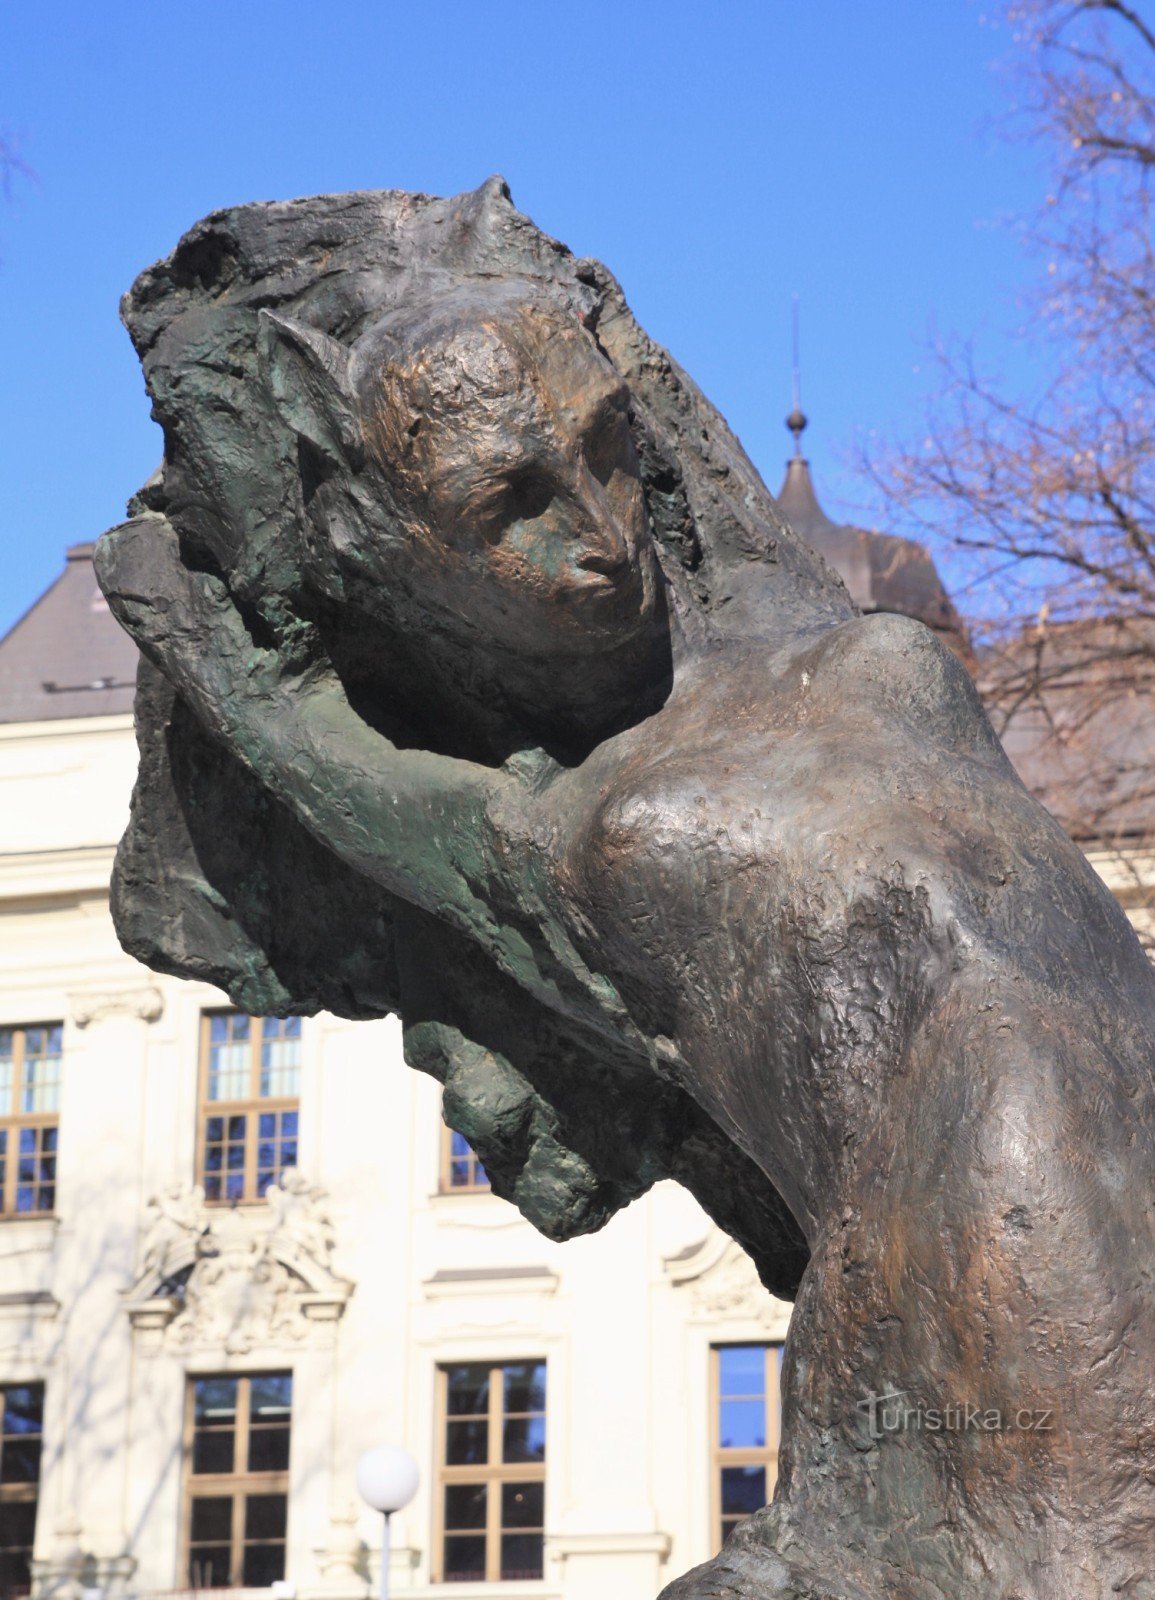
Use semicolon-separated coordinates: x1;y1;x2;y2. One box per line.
786;293;807;457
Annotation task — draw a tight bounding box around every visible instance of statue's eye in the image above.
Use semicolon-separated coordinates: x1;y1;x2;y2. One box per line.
582;399;633;486
464;470;554;540
505;470;554;523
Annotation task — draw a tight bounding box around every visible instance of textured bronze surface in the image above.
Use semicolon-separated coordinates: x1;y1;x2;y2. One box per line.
97;180;1155;1599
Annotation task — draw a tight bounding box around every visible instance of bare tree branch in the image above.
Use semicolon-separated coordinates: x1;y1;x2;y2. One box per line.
868;0;1155;947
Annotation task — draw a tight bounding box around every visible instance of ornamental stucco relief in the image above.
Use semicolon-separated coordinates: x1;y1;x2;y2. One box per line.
124;1172;352;1355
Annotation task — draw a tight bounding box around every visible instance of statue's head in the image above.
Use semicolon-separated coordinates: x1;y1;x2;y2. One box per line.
258;282;671;756
121;180;844;759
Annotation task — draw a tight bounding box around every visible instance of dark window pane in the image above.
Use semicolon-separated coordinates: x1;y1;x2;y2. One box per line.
0;1556;31;1598
188;1546;232;1588
248;1427;291;1473
502;1415;546;1463
719;1399;766;1450
204;1175;221;1201
500;1532;543;1580
282;1111;298;1137
444;1483;487;1531
0;1499;35;1546
242;1543;285;1588
225;1172;245;1201
226;1144;245;1169
0;1556;29;1593
41;1127;57;1155
206;1117;223;1143
244;1494;287;1540
718;1346;766;1398
0;1438;41;1484
193;1430;235;1476
227;1115;246;1141
443;1535;486;1582
250;1374;292;1419
501;1481;543;1529
445;1419;488;1466
194;1378;237;1425
503;1362;546;1415
190;1497;233;1542
259;1113;275;1140
18;1130;35;1157
446;1365;489;1416
720;1465;767;1516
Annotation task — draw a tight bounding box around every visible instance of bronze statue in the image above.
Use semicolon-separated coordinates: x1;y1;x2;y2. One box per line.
98;180;1155;1600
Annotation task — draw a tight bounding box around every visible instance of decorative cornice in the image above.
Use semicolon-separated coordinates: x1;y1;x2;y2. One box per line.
70;985;164;1028
661;1228;733;1286
424;1264;558;1298
664;1227;793;1335
0;1288;59;1319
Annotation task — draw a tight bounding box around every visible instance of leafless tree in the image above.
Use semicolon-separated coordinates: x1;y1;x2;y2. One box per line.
870;0;1155;946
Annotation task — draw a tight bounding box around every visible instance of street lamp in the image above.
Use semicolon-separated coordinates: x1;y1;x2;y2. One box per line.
356;1445;419;1600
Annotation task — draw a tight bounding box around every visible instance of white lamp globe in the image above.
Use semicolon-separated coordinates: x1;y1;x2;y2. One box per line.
356;1445;419;1515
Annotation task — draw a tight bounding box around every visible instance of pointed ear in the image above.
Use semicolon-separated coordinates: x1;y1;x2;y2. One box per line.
257;310;363;467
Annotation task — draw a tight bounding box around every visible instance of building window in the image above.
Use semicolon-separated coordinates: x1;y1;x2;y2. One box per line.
712;1344;784;1551
0;1025;61;1218
440;1126;490;1193
183;1372;292;1589
0;1383;45;1600
198;1014;301;1203
436;1361;546;1582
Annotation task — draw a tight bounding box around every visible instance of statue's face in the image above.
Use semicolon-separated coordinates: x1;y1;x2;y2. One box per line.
352;295;664;659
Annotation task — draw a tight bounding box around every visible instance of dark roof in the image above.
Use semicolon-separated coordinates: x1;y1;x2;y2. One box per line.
0;543;137;724
776;452;970;657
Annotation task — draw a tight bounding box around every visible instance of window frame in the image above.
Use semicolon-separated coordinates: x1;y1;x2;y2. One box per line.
0;1381;46;1600
196;1012;302;1206
181;1370;293;1591
438;1124;491;1194
0;1024;62;1220
433;1359;547;1584
710;1343;784;1554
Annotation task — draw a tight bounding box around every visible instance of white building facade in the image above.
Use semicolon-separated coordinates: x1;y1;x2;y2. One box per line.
0;546;792;1600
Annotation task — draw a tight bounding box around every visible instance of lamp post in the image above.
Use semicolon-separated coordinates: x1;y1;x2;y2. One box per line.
356;1446;419;1600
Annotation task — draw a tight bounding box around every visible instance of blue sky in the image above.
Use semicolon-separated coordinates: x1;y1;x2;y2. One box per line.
0;1;1046;637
